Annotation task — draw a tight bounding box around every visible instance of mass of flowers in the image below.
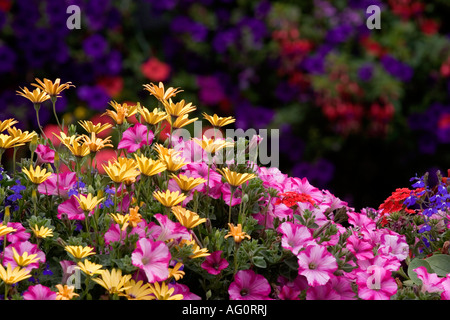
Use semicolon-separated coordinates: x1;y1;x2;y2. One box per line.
1;0;450;210
0;79;449;301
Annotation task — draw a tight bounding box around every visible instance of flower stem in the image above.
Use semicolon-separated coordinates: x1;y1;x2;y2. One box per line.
228;188;234;224
51;97;63;131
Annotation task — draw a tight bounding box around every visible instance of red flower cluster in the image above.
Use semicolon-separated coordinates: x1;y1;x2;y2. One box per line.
275;191;316;208
379;188;422;215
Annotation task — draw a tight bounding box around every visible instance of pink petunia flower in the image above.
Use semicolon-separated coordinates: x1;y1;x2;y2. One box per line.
168;283;202;300
57;195;87;220
346;234;374;261
228;269;272;300
6;222;30;243
131;238;171;283
60;260;76;285
23;284;57;300
440;275;450;300
306;282;341;300
182;162;223;197
413;266;444;294
277;221;314;255
355;265;398;300
276;275;308;300
201;250;229;275
117;123;153;153
296;244;338;287
153;213;191;243
2;241;46;271
104;221;149;245
347;211;377;231
378;232;409;261
38;172;77;198
35;144;55;164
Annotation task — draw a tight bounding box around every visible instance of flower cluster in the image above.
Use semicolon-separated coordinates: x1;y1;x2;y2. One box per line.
0;80;448;300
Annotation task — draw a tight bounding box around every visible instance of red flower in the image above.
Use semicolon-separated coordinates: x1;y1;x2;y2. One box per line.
97;76;124;98
275;191;316;208
378;187;424;225
141;57;170;82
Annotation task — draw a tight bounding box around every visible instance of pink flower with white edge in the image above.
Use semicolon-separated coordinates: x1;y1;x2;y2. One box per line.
413;266;444;294
228;269;272;300
296;244;338;287
131;238;171;283
347;211;377;231
153;213;191;243
2;241;46;271
440;275;450;300
378;232;409;261
23;284;57;300
38;172;77;198
117;123;153;153
329;275;357;300
346;234;374;261
277;221;314;255
355;265;397;300
35;144;55;164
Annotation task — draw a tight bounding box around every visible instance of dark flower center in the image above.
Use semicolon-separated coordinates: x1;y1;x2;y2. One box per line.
240;289;249;296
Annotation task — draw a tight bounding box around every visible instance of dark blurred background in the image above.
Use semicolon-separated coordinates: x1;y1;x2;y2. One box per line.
1;0;450;210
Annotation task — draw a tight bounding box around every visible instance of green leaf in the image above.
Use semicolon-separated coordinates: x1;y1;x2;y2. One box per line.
408;258;434;285
425;254;450;277
252;256;267;269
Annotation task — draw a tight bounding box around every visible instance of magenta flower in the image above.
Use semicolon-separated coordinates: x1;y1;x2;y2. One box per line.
38;172;77;198
277;221;314;255
23;284;57;300
228;269;272;300
346;234;374;261
413;266;444;294
35;144;55;164
57;196;87;220
378;233;409;261
296;244;338;287
201;250;229;275
60;260;76;285
2;241;46;271
153;213;191;243
131;238;171;283
104;221;149;245
117;123;154;153
6;222;30;243
356;265;398;300
306;282;341;300
168;283;202;300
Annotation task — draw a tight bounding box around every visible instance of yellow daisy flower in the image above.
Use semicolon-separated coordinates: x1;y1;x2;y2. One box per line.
65;245;96;260
22;165;52;185
153;190;187;208
76;260;104;277
202;113;236;128
121;280;154;300
78;120;113;135
170;174;206;192
73;193;104;213
16;87;50;104
143;82;183;102
139;106;168;125
0;223;17;237
134;154;167;177
147;281;183;300
217;167;256;187
31;78;75;98
102;157;140;184
11;248;40;268
92;268;132;295
30;224;53;239
0;263;31;285
171;206;206;229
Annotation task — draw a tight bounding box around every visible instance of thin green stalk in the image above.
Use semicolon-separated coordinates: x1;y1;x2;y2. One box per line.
51;97;63;131
228;188;234;224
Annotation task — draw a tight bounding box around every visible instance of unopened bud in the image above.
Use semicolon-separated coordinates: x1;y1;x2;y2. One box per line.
3;206;10;224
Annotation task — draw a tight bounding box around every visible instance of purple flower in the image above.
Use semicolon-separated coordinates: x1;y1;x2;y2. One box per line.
358;64;374;82
213;29;237;54
83;34;108;59
0;45;17;74
325;24;354;44
196;75;225;106
77;85;111;111
381;55;413;81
